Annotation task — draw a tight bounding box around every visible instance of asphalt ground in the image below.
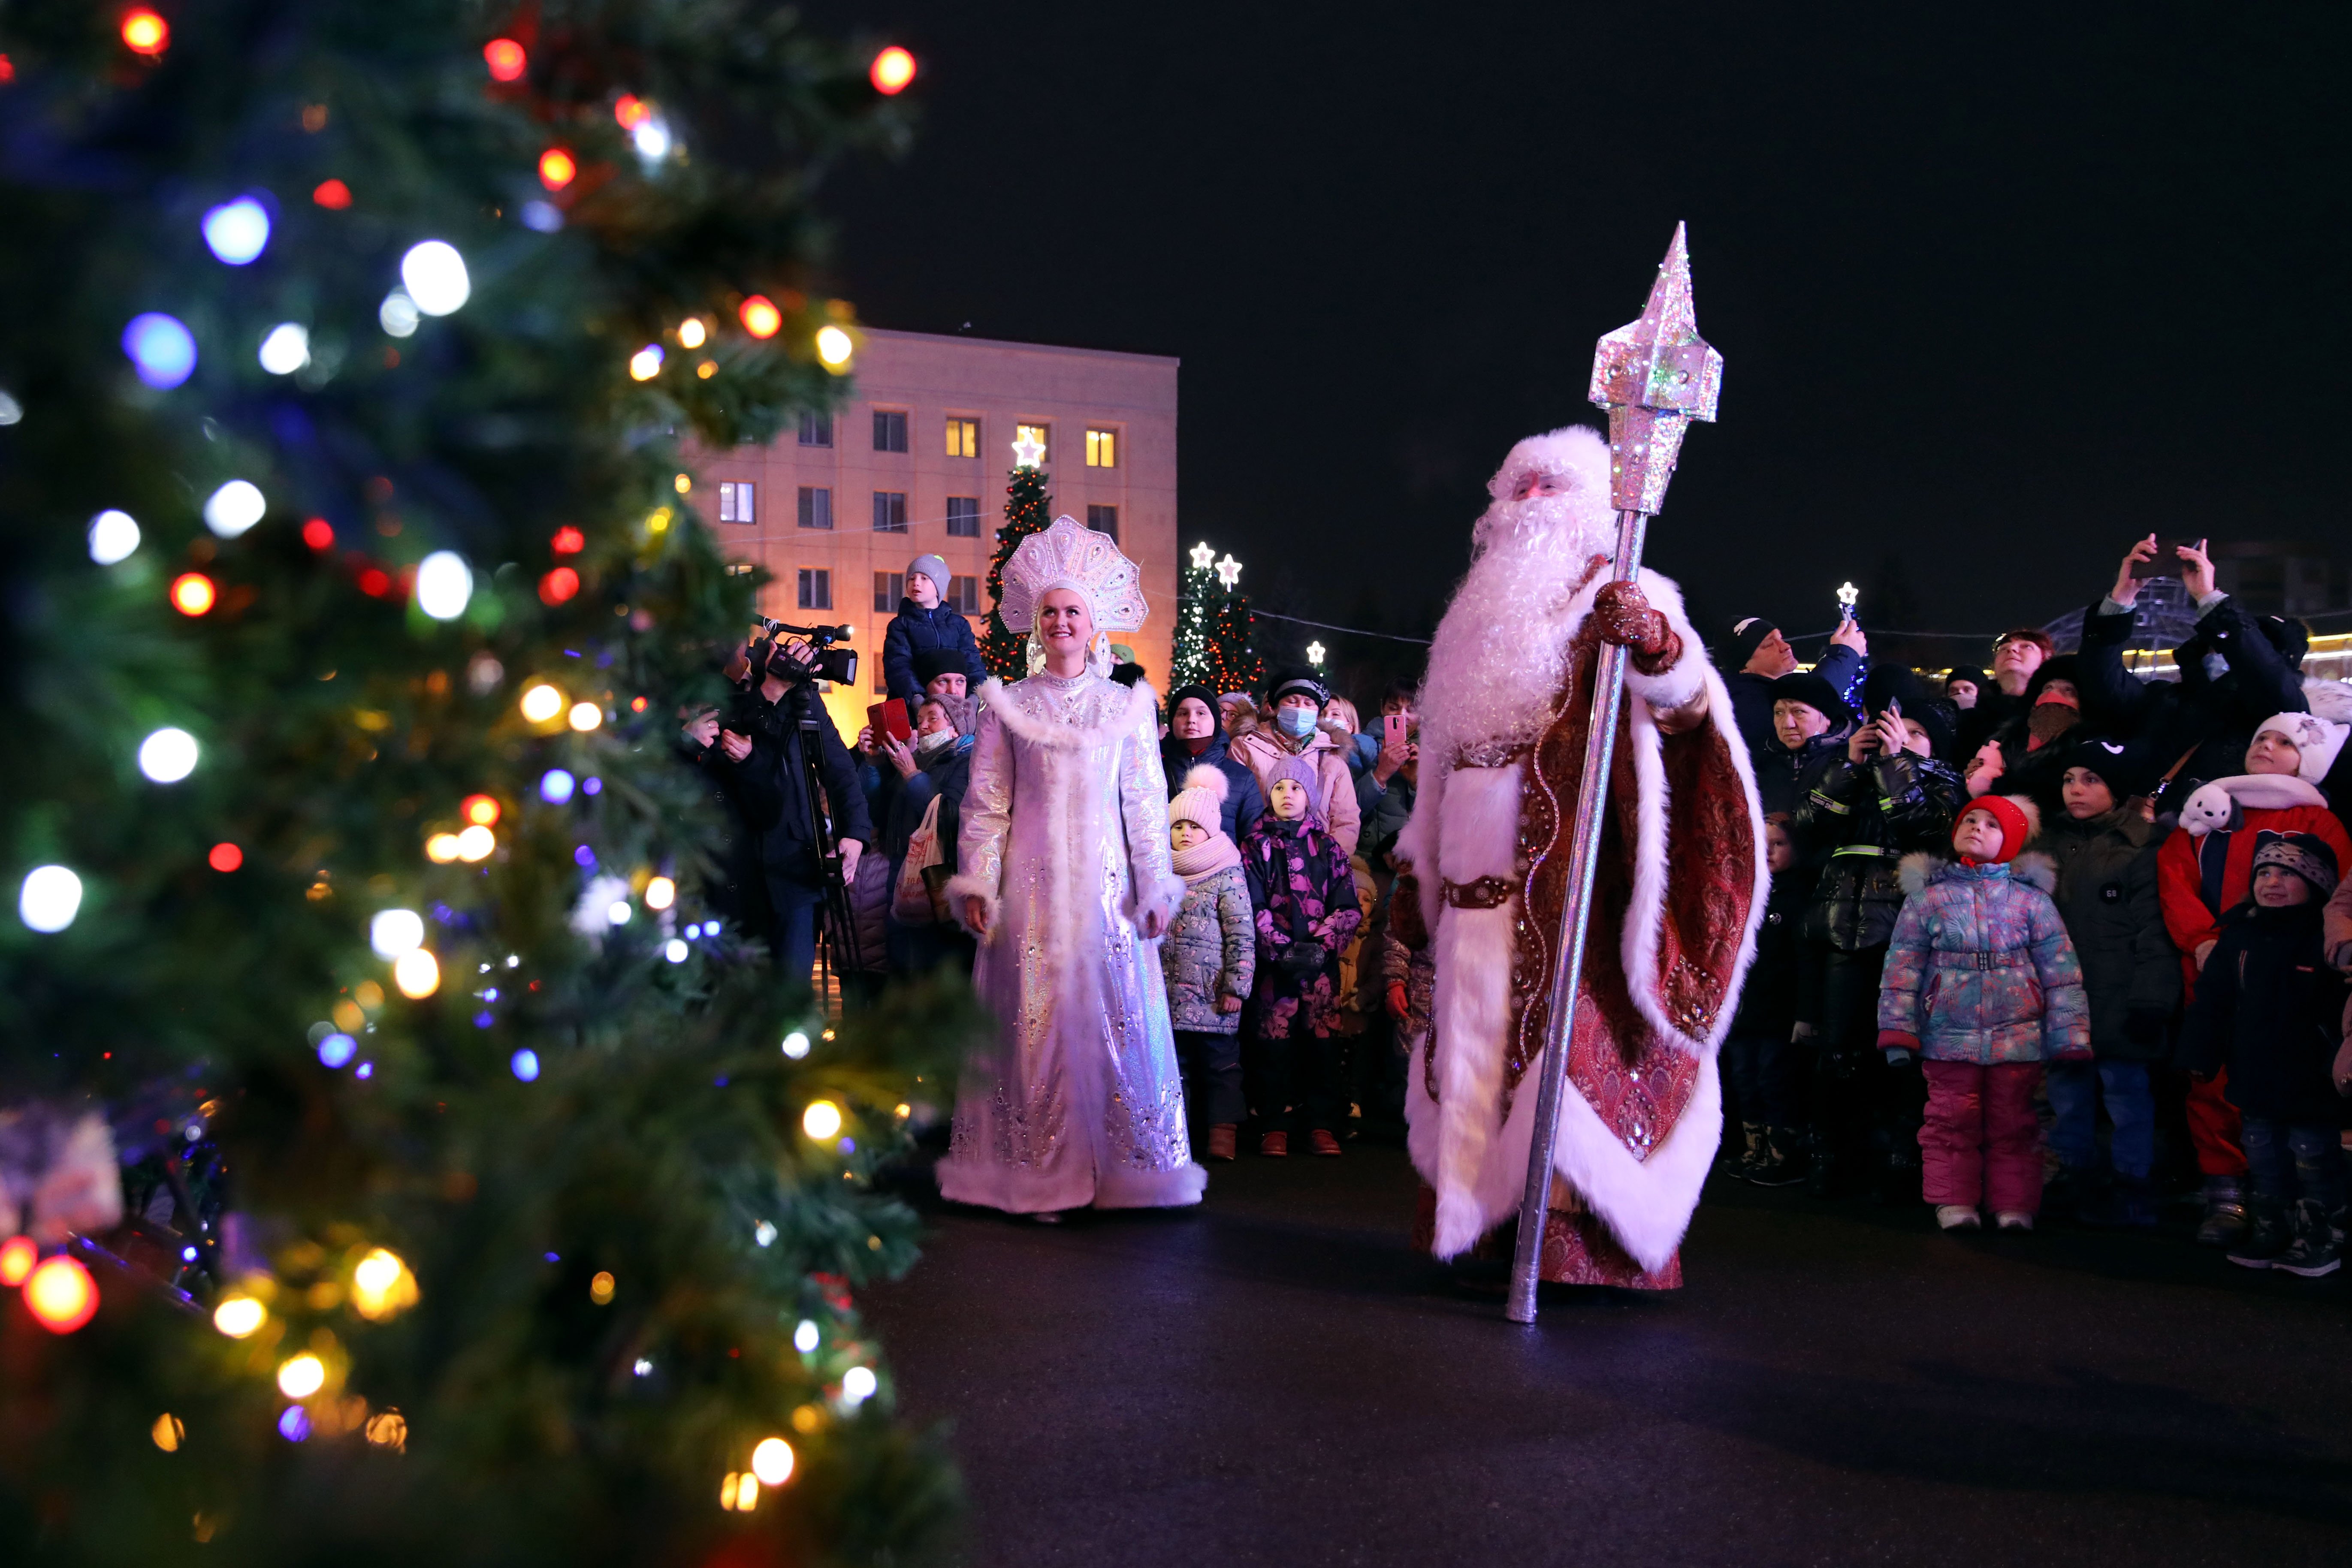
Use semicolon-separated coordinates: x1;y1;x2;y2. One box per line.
870;1143;2352;1567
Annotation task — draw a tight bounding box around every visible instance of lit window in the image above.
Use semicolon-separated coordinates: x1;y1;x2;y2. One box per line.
797;486;832;530
949;574;980;614
718;481;755;523
945;497;981;538
873;410;907;453
797;412;832;447
1086;504;1118;542
946;417;979;458
873;571;906;612
1015;423;1050;464
872;491;907;533
1086;428;1117;468
797;568;831;610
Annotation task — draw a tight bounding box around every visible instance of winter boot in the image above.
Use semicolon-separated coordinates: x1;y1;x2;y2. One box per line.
1731;1122;1766;1180
1259;1131;1289;1158
2195;1175;2249;1247
2225;1200;2292;1269
1935;1205;1981;1231
1309;1129;1343;1157
2276;1200;2343;1278
1206;1124;1238;1162
1746;1128;1806;1188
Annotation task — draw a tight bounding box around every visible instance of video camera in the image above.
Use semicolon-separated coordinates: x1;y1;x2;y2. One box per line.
748;617;857;688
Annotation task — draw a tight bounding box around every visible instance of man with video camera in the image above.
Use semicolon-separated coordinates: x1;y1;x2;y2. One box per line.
682;623;872;991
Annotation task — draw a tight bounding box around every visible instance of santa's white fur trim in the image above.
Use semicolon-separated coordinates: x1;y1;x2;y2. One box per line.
1621;643;1706;713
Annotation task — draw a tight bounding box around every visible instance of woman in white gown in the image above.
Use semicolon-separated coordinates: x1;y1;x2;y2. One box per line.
941;518;1205;1214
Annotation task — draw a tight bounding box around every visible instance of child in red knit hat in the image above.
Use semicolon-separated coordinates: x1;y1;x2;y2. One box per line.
1878;795;2092;1232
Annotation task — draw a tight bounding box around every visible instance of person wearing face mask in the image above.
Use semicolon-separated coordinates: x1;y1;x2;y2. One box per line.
1239;754;1363;1157
1160;682;1265;841
939;518;1202;1217
1229;667;1363;856
879;692;978;975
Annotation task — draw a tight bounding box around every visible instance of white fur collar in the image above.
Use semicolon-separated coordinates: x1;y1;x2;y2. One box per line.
979;676;1156;749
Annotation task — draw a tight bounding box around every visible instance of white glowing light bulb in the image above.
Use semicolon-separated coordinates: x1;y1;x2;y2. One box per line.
369;908;425;958
258;323;311;375
88;510;140;564
138;727;199;783
415;551;472;620
203;479;266;537
400;241;471;316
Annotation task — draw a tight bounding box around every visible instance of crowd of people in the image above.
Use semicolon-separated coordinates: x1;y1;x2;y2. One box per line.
685;534;2352;1276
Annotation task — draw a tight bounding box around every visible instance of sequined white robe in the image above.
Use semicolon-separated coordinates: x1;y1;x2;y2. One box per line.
941;673;1204;1212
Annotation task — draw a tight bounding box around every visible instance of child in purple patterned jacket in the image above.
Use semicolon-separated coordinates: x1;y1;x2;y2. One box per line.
1878;794;2092;1233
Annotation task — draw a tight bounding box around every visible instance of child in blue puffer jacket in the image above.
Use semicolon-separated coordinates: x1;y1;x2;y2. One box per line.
1878;794;2091;1233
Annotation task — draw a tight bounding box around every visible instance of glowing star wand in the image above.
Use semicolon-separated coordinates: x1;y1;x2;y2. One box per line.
1506;223;1724;1326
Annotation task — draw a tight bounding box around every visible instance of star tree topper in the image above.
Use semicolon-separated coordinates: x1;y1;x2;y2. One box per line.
1190;541;1217;571
1214;554;1242;590
1586;221;1724;515
1011;429;1046;469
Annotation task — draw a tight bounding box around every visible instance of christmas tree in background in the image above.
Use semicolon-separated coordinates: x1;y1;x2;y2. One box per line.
978;461;1052;679
0;3;978;1562
1204;555;1263;694
1169;542;1216;689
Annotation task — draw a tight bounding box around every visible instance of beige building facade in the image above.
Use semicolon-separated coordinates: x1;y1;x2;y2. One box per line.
691;327;1180;739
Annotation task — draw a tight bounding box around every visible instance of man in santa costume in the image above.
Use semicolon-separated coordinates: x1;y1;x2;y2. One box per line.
1398;423;1767;1289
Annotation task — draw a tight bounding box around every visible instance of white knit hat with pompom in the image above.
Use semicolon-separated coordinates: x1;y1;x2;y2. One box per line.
1168;764;1230;835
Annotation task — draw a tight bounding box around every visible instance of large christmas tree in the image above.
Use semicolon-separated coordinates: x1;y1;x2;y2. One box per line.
1169;544;1215;690
0;3;976;1562
1204;564;1263;696
978;462;1051;680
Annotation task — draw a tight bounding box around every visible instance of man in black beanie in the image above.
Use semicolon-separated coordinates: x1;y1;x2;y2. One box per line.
1724;612;1868;768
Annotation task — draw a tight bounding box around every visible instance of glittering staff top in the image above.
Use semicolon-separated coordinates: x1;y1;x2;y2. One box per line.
1585;222;1724;515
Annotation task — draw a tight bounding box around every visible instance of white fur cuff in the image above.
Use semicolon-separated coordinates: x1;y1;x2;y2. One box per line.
943;873;999;941
1623;648;1704;713
1130;871;1185;936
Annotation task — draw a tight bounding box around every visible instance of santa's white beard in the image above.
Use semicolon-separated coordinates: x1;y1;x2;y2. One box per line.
1421;495;1618;759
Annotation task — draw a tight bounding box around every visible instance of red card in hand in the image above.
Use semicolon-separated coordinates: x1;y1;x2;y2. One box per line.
867;699;912;744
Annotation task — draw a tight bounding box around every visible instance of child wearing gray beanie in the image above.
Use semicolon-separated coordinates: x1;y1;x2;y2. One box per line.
882;552;987;703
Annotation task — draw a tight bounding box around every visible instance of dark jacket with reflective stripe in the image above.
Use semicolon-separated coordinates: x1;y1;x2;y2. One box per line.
1793;749;1966;952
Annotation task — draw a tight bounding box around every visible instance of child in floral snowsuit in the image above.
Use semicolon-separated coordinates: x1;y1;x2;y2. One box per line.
1241;753;1362;1157
1162;766;1256;1163
1878;794;2090;1233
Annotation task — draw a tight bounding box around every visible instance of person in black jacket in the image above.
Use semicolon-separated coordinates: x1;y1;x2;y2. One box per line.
1755;669;1857;820
1792;666;1965;1200
1956;627;2055;759
699;638;873;990
882;552;988;705
1161;683;1266;841
2076;535;2310;811
2182;832;2347;1277
1722;613;1867;772
1725;814;1809;1185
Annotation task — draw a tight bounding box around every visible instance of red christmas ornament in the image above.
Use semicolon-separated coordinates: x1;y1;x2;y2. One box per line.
539;567;580;605
302;517;335;550
550;526;586;555
208;842;244;872
313;179;353;210
357;567;392;598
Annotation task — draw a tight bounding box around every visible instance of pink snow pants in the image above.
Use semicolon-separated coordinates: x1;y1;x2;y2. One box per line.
1921;1060;2044;1214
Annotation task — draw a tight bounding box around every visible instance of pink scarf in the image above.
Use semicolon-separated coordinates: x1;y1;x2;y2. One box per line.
1172;832;1242;884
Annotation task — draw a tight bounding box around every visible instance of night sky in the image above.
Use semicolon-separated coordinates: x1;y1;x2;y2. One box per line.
800;2;2349;679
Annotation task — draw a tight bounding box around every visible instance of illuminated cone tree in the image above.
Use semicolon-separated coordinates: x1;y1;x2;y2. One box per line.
0;3;975;1562
978;460;1052;679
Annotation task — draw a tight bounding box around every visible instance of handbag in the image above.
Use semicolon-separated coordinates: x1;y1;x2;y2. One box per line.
892;794;945;924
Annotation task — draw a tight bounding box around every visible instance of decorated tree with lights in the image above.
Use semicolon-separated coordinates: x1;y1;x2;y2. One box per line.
0;4;975;1563
1202;554;1262;695
978;459;1053;679
1169;541;1217;690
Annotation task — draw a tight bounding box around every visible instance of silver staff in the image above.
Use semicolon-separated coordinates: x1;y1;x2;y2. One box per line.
1506;223;1725;1324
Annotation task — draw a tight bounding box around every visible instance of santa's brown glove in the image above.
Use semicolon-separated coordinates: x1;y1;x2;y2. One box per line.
1592;581;1682;675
